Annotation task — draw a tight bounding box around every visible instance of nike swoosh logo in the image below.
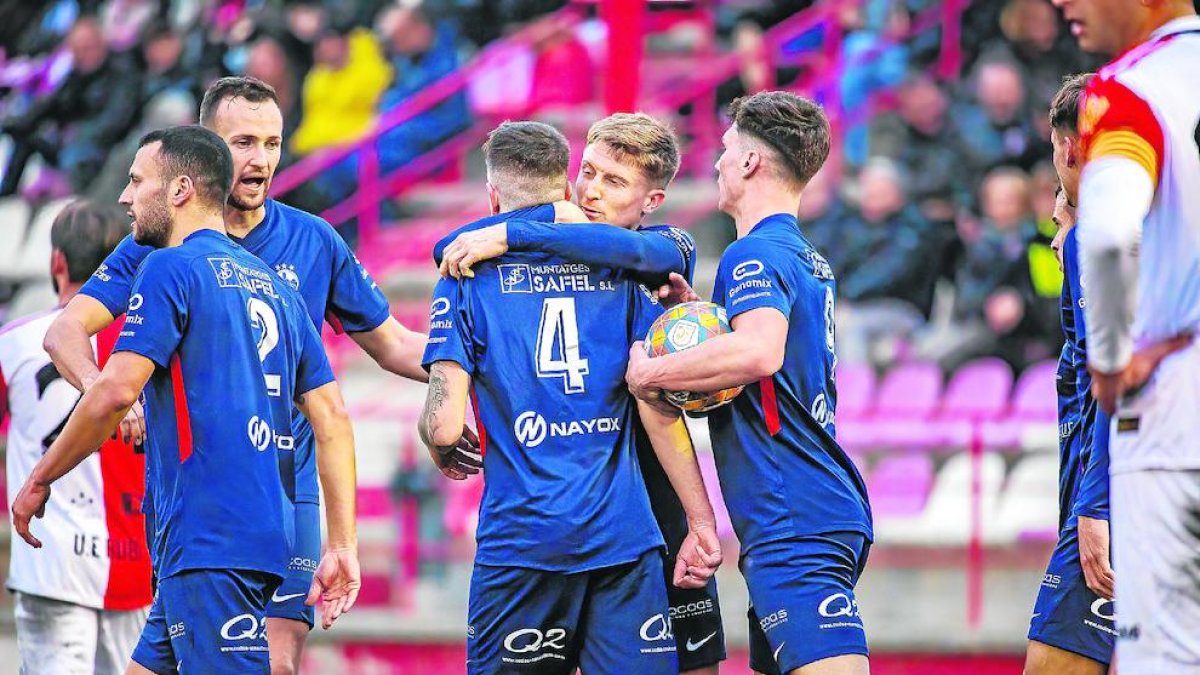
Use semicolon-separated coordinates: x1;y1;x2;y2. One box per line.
271;592;306;603
685;631;718;651
773;642;786;663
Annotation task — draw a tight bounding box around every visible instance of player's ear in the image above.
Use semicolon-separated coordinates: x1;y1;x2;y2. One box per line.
563;181;573;203
743;150;761;178
1065;134;1079;168
642;188;666;215
170;175;194;207
486;182;501;216
50;248;69;286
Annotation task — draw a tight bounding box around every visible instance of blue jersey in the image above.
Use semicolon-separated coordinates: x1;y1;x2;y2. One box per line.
114;230;334;579
431;204;556;264
708;214;872;552
423;219;666;572
81;199;390;503
1058;228;1111;528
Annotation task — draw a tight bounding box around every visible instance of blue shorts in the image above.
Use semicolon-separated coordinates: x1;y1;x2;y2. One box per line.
1028;526;1116;665
467;548;677;675
131;569;278;674
266;501;320;627
745;533;871;674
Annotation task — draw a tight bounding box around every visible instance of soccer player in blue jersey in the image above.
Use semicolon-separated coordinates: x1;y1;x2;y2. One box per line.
41;76;442;673
420;121;722;675
11;126;360;673
1025;73;1118;675
435;112;726;674
625;92;872;675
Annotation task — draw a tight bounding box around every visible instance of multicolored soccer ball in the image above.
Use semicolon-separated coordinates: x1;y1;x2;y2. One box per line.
644;301;745;413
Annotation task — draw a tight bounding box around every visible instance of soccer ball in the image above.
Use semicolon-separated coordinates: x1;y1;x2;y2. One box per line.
644;301;745;413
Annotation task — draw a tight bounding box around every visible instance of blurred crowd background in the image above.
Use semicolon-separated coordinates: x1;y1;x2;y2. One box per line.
0;0;1134;669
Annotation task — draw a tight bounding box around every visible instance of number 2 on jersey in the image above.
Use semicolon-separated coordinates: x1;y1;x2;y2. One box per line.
247;297;281;396
536;298;590;393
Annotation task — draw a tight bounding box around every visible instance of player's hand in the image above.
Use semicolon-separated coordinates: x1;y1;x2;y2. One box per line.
657;272;700;308
1090;332;1193;415
626;342;677;415
553;200;589;223
439;224;509;280
428;425;483;480
113;400;146;445
11;479;51;548
674;523;723;589
1077;516;1114;600
307;546;361;629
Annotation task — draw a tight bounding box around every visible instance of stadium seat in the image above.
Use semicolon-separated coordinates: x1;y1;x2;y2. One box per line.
874;451;1006;546
0;196;32;274
993;451;1059;542
869;361;944;449
867;452;934;519
834;362;876;451
6;280;57;320
980;359;1058;450
7;197;72;281
928;358;1015;447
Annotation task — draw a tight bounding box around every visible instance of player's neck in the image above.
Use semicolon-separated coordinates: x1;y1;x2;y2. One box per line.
56;284;82;307
1129;7;1197;50
731;189;801;239
169;212;226;248
224;202;267;238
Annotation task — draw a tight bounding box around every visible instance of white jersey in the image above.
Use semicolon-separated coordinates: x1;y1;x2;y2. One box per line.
1079;17;1200;472
0;309;151;610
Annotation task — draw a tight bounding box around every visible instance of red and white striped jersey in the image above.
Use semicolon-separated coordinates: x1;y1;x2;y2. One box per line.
1079;16;1200;348
0;308;151;610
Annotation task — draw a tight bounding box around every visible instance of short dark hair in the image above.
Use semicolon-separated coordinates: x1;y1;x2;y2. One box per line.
729;91;830;186
50;200;129;283
483;121;570;180
199;76;279;127
1048;73;1094;134
139;125;234;208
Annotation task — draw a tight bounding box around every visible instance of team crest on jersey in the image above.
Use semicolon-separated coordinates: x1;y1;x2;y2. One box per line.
1079;93;1109;137
274;263;301;290
209;257;241;288
498;264;533;293
807;249;834;280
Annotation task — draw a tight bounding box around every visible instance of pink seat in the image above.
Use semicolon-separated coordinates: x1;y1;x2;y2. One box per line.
980;359;1059;448
835;363;875;420
939;357;1013;421
358;485;393;519
1010;360;1058;422
871;362;943;448
442;476;484;538
868;453;934;519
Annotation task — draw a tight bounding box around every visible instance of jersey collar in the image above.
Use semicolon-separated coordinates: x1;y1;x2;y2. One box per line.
749;212;800;236
230;198;279;251
1150;15;1200;40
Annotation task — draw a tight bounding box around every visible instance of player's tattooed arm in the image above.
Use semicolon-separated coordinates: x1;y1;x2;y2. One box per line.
418;362;481;480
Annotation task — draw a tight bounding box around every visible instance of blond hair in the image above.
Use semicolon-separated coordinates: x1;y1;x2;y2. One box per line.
586;113;681;188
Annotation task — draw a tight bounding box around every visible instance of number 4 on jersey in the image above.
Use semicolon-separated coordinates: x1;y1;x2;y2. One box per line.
536;298;590;394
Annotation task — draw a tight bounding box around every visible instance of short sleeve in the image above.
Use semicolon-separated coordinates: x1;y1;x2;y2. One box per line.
113;252;190;368
716;244;793;320
1079;75;1164;185
79;234;153;318
294;304;336;397
325;232;391;334
421;276;475;373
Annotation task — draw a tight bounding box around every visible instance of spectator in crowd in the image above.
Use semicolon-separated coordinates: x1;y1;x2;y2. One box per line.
1025;161;1067;346
139;20;202;110
243;34;301;139
955;59;1045;175
0;16;141;197
981;0;1092;112
836;158;939;366
869;70;970;225
100;0;157;52
798;166;849;270
87;89;196;204
290;20;392;157
839;1;910;167
917;167;1040;370
311;6;471;211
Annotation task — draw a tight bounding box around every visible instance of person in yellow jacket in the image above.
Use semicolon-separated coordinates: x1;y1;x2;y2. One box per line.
291;25;392;156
